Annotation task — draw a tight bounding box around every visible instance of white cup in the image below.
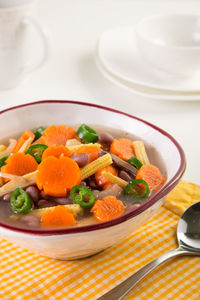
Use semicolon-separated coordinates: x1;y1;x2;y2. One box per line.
0;0;48;89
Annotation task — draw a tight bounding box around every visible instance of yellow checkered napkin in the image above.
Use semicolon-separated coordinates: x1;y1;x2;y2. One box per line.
0;181;200;300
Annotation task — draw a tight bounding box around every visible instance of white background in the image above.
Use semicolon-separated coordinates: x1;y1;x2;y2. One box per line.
0;0;200;183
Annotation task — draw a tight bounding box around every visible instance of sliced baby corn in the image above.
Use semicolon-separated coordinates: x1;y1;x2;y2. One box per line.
30;204;83;218
65;139;81;147
102;171;128;188
0;145;6;152
18;137;33;153
81;153;112;180
0;139;17;159
0;171;37;197
133;140;150;165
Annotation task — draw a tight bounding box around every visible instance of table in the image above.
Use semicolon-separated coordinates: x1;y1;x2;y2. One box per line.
0;0;200;183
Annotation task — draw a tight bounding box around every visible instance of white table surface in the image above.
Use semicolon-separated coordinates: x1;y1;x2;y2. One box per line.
0;0;200;183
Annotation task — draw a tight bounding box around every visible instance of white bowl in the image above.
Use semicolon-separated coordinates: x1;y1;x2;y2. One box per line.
135;14;200;76
0;100;185;260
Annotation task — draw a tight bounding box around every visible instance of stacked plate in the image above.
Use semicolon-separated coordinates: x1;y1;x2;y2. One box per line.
96;26;200;101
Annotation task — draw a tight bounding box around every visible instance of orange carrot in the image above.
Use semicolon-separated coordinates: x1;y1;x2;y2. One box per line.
31;136;46;145
41;205;76;227
91;195;125;222
95;165;117;187
75;144;101;163
135;164;165;191
42;145;71;160
110;138;135;161
36;156;81;197
1;153;38;180
13;130;35;153
42;125;78;146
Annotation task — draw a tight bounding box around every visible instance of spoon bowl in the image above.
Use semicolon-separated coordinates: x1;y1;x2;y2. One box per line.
178;201;200;253
99;201;200;300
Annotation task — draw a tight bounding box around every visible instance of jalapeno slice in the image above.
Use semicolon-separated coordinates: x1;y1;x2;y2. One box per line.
33;126;45;142
70;185;95;208
77;124;98;143
128;156;143;170
10;188;32;214
123;179;149;199
0;154;9;168
26;144;48;163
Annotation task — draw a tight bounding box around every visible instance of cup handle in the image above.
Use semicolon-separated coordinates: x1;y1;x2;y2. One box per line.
21;16;49;74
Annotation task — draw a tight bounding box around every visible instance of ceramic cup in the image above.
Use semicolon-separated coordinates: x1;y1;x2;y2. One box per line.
0;0;48;89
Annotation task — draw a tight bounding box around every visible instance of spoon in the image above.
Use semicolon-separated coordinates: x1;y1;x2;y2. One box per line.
98;201;200;300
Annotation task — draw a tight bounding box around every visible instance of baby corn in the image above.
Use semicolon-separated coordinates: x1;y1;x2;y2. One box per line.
0;171;37;197
133;140;150;165
0;145;6;152
18;137;33;153
102;171;128;188
81;153;112;180
0;139;17;159
65;139;81;147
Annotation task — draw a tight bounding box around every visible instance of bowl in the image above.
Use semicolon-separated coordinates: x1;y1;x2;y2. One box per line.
0;100;185;260
135;14;200;76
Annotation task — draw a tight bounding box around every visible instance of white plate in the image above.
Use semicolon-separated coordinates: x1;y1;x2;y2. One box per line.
96;54;200;101
97;26;200;93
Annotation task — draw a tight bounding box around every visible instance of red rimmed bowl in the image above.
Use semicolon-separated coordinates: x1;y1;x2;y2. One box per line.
0;100;185;260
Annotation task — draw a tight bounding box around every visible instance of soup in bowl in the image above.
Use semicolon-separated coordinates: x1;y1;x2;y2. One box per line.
0;100;185;259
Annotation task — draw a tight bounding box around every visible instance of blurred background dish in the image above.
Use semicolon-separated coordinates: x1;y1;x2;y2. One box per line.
96;26;200;97
135;14;200;76
96;53;200;101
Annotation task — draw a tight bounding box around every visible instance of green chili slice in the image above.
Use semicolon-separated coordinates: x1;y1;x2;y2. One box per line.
33;126;45;142
70;185;95;208
0;154;10;168
10;188;32;214
77;124;98;143
123;179;149;199
128;156;143;170
26;144;48;163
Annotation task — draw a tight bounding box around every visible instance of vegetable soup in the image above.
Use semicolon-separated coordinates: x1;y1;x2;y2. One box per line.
0;124;166;230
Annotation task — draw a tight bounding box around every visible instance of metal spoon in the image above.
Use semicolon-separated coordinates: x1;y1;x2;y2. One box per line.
98;201;200;300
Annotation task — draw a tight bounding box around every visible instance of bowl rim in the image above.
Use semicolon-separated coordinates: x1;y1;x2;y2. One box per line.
0;100;186;236
135;13;200;50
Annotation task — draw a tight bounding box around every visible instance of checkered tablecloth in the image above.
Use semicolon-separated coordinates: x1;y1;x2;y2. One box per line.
0;180;200;299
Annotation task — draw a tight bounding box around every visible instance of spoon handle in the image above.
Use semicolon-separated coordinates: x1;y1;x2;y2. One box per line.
98;248;190;300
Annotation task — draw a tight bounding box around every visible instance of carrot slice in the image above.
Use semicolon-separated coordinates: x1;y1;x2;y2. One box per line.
91;195;125;222
36;156;81;197
95;165;117;187
110;138;135;161
13;130;35;153
31;136;46;145
42;145;71;160
75;144;101;163
41;205;76;227
42;125;78;146
135;164;165;191
1;153;38;181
